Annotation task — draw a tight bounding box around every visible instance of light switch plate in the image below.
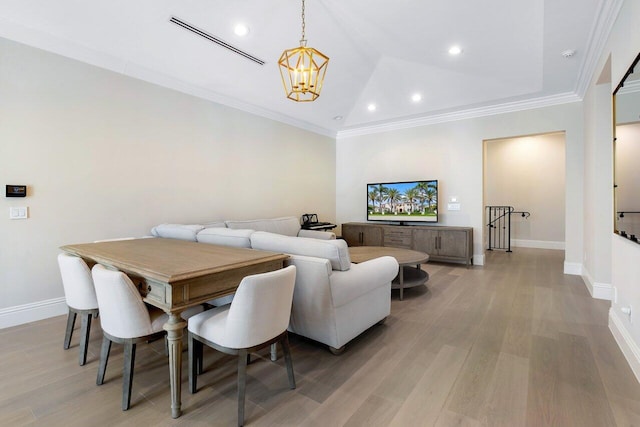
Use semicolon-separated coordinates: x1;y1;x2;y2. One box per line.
9;207;28;219
447;203;461;211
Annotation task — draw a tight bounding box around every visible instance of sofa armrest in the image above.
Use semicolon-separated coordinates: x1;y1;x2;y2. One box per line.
329;256;399;308
297;229;336;240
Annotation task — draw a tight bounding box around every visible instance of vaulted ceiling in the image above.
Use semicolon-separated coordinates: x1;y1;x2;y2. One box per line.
0;0;613;136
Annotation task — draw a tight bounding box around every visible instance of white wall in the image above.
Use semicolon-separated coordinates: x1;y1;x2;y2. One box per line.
484;133;566;248
0;38;336;327
336;103;584;268
584;0;640;380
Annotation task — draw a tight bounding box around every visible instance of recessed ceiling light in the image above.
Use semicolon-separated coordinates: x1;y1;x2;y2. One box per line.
367;104;377;112
333;115;343;121
448;45;462;55
411;93;422;102
234;23;250;37
561;49;576;58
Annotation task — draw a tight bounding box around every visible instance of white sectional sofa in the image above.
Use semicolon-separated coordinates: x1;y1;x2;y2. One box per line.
150;217;399;353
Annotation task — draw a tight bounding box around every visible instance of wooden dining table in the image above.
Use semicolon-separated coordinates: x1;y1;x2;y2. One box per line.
60;237;288;418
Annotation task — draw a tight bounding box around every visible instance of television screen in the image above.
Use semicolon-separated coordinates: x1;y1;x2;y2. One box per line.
367;180;438;223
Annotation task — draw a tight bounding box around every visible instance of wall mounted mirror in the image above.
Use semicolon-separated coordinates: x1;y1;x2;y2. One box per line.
614;52;640;243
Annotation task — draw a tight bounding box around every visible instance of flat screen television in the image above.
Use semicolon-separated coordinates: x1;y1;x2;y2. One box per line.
367;180;438;223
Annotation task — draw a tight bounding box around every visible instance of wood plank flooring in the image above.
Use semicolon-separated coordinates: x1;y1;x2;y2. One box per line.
1;248;639;426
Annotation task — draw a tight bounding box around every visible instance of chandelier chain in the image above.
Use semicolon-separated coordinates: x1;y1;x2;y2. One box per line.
300;0;306;43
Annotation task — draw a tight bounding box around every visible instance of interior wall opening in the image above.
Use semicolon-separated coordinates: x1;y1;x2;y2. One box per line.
482;132;567;261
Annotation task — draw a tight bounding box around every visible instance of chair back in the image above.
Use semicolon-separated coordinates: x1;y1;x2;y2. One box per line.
91;264;156;339
225;266;296;349
58;253;98;310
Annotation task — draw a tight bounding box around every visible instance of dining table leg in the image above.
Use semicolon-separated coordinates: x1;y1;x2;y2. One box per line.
165;313;187;418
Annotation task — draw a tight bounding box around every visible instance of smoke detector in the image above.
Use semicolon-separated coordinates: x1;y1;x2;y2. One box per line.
562;49;576;58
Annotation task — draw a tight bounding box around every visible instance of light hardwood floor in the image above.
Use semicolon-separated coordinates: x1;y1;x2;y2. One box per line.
2;248;639;426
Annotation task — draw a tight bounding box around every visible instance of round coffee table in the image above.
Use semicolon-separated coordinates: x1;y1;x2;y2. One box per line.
348;246;429;300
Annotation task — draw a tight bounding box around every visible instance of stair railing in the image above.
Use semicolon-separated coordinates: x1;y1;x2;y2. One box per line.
486;206;530;252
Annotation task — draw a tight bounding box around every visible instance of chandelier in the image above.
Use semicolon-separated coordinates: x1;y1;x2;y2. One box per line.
278;0;329;102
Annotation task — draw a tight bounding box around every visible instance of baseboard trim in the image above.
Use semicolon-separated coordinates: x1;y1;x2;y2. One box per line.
581;269;613;301
563;261;583;275
511;239;565;250
609;308;640;383
0;297;67;329
473;253;485;266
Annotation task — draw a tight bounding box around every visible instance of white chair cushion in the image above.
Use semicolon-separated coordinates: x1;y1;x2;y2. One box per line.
225;216;301;237
150;224;204;241
58;253;99;310
250;231;351;271
196;228;254;248
189;266;296;349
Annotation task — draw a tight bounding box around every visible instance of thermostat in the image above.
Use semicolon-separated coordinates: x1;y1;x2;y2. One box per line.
6;185;27;197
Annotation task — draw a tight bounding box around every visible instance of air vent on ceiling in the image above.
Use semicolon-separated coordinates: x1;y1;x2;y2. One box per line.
169;16;265;66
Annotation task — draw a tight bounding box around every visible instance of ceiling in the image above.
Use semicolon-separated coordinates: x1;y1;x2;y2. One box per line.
0;0;612;137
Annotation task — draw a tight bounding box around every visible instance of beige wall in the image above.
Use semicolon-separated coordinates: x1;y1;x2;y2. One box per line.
484;133;566;246
336;102;584;267
0;38;336;324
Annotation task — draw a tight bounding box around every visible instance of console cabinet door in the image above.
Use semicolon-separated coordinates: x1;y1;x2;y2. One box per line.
342;225;383;246
438;229;469;258
413;229;439;254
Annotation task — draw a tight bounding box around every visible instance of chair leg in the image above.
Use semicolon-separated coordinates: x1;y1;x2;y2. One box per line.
281;333;296;389
63;309;76;350
237;350;248;427
97;336;111;385
122;342;136;411
189;333;198;394
78;312;92;366
270;343;278;361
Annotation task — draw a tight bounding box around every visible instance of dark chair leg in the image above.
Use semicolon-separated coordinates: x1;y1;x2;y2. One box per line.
281;333;296;389
122;342;136;411
63;309;76;350
237;350;248;427
97;336;111;385
196;339;203;375
189;333;198;394
79;313;92;366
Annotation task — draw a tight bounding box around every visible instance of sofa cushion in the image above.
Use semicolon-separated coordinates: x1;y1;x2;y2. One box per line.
150;224;204;241
225;216;300;237
202;221;227;228
196;228;254;248
250;231;351;271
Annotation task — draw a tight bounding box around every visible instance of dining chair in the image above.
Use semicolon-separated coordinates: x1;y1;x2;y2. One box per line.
58;253;100;366
91;264;202;411
188;265;297;427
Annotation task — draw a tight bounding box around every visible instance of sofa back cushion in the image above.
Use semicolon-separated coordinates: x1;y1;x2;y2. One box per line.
150;224;204;241
250;231;351;271
225;216;300;237
196;228;253;248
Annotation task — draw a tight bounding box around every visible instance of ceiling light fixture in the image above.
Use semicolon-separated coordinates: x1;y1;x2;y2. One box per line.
278;0;329;102
448;45;462;55
233;23;250;37
367;104;377;112
411;93;422;102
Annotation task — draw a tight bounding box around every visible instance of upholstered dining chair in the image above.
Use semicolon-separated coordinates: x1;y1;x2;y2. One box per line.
58;253;100;366
188;265;297;427
91;264;202;411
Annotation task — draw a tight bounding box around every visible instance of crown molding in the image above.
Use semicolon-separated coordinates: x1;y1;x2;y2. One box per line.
574;0;625;97
336;92;581;139
619;79;640;95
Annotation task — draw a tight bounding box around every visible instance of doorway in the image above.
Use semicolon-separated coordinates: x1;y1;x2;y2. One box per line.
483;132;567;258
